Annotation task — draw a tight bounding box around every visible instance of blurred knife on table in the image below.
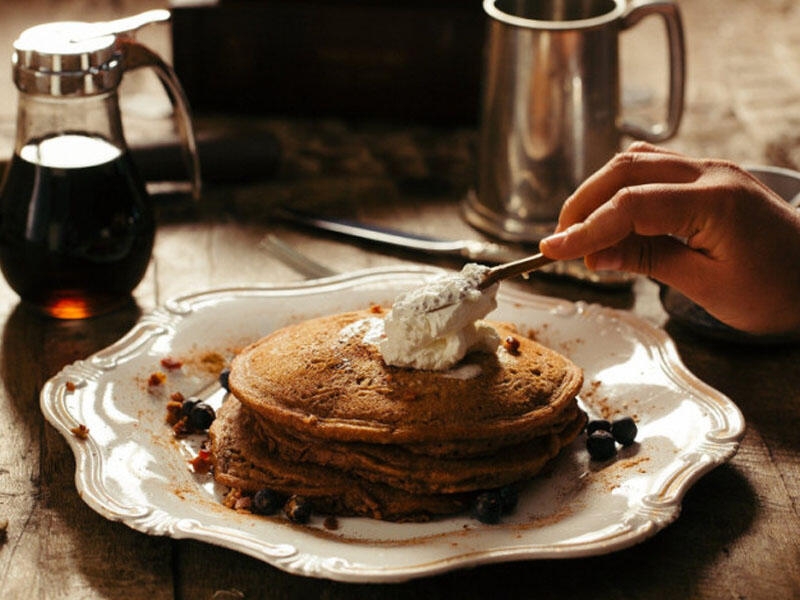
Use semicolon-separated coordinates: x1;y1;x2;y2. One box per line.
277;206;635;289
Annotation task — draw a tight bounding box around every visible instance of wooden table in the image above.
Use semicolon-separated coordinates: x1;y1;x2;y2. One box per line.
2;1;800;598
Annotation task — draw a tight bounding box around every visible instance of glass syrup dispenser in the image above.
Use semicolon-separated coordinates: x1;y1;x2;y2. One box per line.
0;10;200;319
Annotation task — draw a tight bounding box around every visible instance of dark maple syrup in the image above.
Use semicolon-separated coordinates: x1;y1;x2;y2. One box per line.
0;134;154;318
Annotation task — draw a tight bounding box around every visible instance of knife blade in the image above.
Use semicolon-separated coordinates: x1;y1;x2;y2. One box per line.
277;206;635;288
276;206;523;264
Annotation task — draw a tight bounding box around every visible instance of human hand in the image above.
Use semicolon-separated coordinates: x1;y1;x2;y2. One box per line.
539;142;800;335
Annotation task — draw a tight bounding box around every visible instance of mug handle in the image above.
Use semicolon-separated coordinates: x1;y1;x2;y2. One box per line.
121;39;203;200
619;0;686;142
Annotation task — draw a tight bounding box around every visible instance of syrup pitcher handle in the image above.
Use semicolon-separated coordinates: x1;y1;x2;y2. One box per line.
619;0;686;142
121;39;202;199
81;9;202;199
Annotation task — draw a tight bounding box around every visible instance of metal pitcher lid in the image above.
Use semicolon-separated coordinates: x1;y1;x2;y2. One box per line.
11;10;171;96
13;21;122;96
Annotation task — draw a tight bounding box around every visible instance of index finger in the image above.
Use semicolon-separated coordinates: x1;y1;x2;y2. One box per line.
556;147;703;232
541;181;708;262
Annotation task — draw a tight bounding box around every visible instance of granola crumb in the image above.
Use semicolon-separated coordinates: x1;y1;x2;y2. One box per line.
70;424;89;439
171;416;192;437
189;446;213;474
166;392;186;427
223;488;244;509
234;496;252;511
148;371;167;387
160;357;183;370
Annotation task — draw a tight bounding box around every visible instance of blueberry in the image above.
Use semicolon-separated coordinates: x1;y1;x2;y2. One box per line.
252;489;283;515
498;485;519;515
188;402;216;430
611;416;638;446
586;419;612;435
180;397;200;418
586;430;617;461
284;495;312;524
219;368;231;392
473;491;502;524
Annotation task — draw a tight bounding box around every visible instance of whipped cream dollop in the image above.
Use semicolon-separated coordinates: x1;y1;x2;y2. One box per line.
379;263;500;370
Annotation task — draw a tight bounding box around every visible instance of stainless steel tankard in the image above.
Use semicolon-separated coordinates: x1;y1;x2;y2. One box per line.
465;0;685;242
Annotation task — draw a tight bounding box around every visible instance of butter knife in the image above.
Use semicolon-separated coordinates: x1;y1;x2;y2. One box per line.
277;206;635;288
276;206;520;263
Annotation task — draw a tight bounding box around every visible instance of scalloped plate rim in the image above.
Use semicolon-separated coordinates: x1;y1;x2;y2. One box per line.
39;265;745;583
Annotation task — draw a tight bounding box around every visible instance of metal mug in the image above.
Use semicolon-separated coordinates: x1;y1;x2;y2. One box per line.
464;0;685;243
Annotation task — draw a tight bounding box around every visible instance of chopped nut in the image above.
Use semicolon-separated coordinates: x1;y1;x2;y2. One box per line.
70;424;89;439
172;416;192;437
189;447;213;474
166;392;187;427
223;488;244;509
166;400;183;426
234;496;252;511
148;371;167;387
160;357;183;370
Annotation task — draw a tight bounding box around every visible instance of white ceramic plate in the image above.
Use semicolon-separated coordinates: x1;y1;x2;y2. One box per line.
40;266;745;583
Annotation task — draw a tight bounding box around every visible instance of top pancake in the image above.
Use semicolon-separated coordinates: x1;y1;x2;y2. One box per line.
228;309;583;444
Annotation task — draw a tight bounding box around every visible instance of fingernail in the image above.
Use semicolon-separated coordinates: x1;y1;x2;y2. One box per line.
541;230;567;251
541;223;579;251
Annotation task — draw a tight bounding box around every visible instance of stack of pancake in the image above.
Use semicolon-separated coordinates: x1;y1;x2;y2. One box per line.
209;308;585;522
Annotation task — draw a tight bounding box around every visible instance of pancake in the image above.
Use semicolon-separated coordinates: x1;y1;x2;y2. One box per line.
209;308;586;522
249;402;586;494
210;397;471;521
228;309;584;444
